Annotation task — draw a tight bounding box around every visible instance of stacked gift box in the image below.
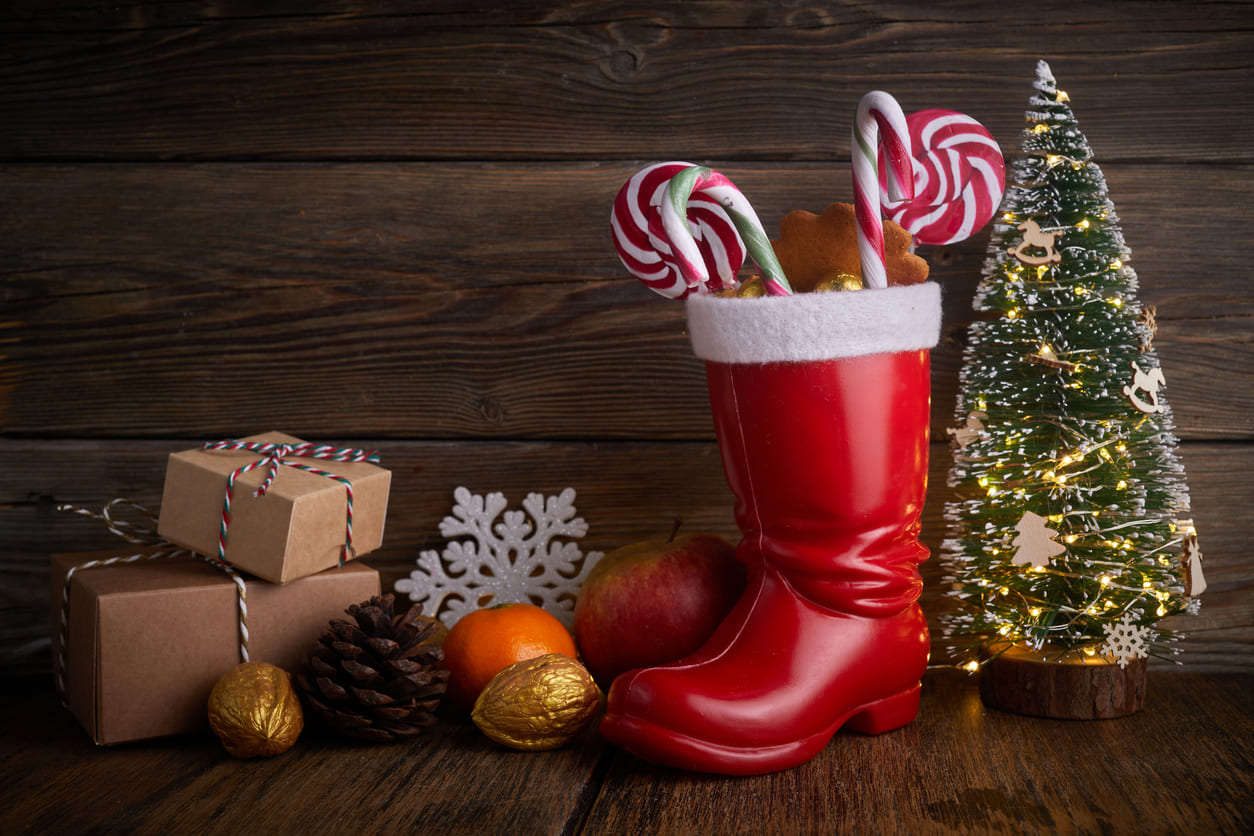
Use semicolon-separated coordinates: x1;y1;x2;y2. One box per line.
50;432;390;745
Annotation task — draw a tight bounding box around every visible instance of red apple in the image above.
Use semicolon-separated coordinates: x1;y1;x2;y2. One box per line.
573;532;745;687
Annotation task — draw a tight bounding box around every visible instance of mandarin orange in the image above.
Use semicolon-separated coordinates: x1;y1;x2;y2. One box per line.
441;602;577;710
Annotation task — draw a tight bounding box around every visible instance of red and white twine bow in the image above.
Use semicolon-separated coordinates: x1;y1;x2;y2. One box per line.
204;439;381;567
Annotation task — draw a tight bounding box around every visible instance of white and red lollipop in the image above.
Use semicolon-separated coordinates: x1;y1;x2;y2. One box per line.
611;162;792;298
852;91;1005;287
881;109;1005;246
612;161;739;299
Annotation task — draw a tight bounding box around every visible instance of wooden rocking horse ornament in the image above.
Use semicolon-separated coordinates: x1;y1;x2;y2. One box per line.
1008;218;1063;266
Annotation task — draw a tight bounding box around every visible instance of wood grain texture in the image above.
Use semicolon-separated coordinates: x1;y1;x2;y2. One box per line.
1;2;1251;677
2;670;1249;834
978;647;1148;720
0;2;1251;826
2;439;1248;674
2;4;1252;161
2;164;1249;440
0;678;607;835
586;671;1254;835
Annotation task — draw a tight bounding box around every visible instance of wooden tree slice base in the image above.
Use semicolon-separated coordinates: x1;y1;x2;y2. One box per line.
979;644;1148;720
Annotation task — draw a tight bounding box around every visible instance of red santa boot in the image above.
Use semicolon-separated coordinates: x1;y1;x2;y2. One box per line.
599;283;942;775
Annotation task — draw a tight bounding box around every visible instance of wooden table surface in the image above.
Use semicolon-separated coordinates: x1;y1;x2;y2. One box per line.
3;669;1250;835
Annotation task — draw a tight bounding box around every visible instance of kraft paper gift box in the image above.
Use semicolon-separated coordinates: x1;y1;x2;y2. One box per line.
157;432;391;584
51;551;380;746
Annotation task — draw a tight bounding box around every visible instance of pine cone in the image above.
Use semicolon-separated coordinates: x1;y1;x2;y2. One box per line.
297;594;449;742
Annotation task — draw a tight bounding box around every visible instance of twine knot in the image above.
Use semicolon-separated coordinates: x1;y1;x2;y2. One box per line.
203;438;382;567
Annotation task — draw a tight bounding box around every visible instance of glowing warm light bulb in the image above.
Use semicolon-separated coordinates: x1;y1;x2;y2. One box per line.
1108;297;1123;307
1110;259;1123;270
1058;91;1070;102
1077;218;1090;230
963;660;981;673
1032;124;1050;135
1117;480;1128;490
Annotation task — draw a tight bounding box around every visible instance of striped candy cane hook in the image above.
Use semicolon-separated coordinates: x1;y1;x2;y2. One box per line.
852;91;916;289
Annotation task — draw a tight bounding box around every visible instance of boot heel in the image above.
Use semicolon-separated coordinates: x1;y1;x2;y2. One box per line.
845;682;922;735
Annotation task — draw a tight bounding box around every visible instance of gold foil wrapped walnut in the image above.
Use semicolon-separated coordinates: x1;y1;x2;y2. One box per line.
471;654;600;751
208;661;303;758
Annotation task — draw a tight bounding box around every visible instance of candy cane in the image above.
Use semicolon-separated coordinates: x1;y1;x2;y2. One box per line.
852;91;916;289
660;166;793;297
611;161;747;299
882;109;1005;245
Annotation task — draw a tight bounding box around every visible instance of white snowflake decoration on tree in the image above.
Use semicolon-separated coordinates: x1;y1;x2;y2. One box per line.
1101;613;1155;669
395;486;604;629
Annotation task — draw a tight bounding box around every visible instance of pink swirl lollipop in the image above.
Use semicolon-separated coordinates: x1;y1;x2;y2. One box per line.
881;109;1005;246
611;161;746;299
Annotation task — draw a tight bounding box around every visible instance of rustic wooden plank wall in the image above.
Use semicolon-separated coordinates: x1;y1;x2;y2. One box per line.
2;2;1251;675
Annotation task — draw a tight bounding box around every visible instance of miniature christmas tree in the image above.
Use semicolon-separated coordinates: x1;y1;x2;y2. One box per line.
940;61;1202;711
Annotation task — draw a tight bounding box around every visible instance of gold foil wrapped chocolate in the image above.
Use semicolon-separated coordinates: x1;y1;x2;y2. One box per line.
814;271;864;292
208;661;303;758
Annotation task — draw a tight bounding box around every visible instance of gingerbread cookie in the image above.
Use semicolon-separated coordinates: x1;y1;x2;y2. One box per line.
770;202;929;291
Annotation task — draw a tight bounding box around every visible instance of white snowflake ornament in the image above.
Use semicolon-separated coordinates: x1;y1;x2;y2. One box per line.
1101;613;1155;669
394;487;603;630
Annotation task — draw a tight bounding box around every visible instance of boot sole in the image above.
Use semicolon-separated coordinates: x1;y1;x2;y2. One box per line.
601;681;922;776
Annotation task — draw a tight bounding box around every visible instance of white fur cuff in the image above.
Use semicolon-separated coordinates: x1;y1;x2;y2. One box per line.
685;282;942;364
